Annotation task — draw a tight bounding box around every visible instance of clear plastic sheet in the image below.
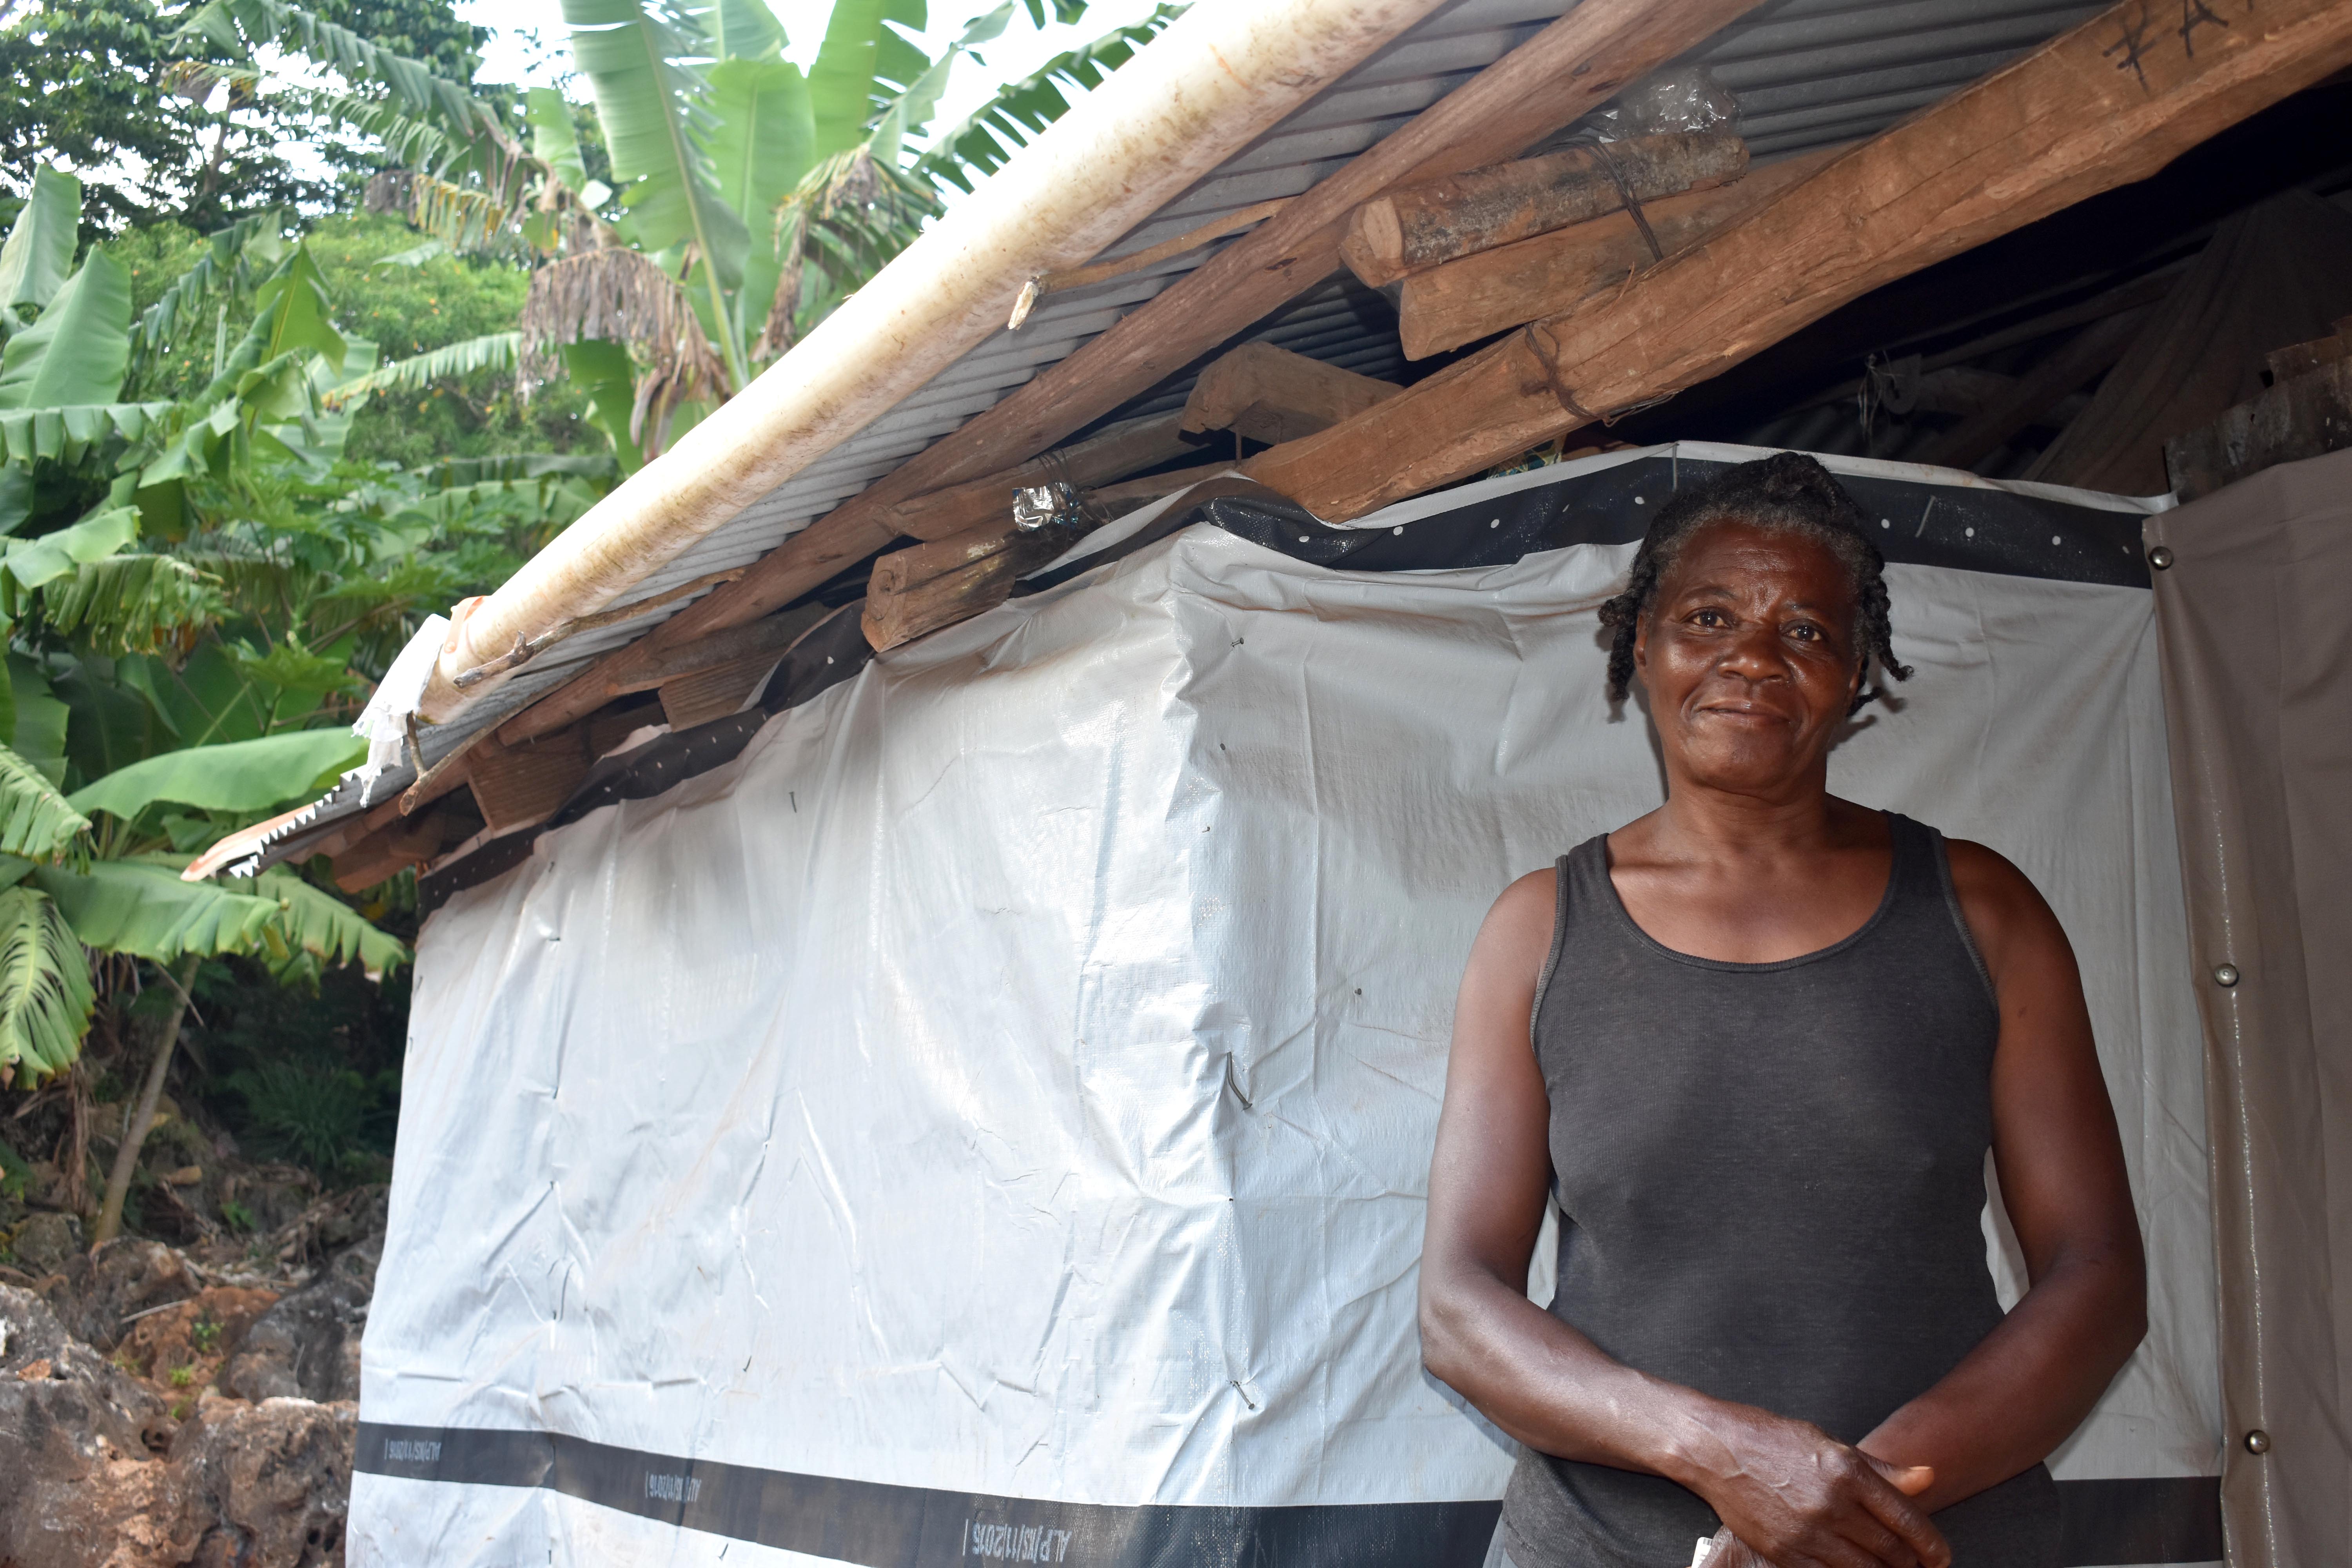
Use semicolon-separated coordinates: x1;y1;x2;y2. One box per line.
1577;67;1738;142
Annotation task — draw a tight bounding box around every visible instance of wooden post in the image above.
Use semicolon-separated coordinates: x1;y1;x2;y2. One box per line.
1180;344;1400;445
332;811;449;892
1340;132;1748;288
2165;350;2352;499
1245;0;2352;521
880;413;1196;544
861;463;1233;650
1396;145;1843;359
861;529;1071;652
659;653;782;729
466;730;593;836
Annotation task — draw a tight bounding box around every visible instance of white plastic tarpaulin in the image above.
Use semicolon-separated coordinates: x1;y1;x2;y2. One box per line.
350;448;2220;1567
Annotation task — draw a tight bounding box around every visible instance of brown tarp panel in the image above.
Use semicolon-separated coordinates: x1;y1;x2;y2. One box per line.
2033;194;2352;495
2146;448;2352;1568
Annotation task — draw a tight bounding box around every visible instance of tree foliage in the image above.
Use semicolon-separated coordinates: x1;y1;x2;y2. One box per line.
195;0;1182;461
0;167;620;1087
0;0;486;234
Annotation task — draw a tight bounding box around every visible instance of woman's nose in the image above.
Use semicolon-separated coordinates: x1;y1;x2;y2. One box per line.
1715;624;1788;680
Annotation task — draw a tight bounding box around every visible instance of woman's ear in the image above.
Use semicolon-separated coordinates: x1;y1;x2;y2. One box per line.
1632;612;1651;679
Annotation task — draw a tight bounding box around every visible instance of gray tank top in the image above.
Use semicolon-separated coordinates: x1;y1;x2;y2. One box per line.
1498;813;2060;1568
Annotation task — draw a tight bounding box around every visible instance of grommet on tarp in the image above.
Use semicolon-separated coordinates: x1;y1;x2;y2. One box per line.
2148;545;2174;570
2212;963;2240;987
2245;1429;2271;1454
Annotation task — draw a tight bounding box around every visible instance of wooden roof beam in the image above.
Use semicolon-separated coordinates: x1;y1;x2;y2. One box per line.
1243;0;2352;520
488;0;1768;745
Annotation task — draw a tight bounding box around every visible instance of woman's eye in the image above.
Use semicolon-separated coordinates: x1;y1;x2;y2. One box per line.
1690;609;1726;627
1789;623;1820;641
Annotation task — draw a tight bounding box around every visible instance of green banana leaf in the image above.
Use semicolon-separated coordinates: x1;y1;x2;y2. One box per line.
563;0;751;297
0;167;84;317
33;855;282;961
867;3;1011;167
9;656;69;786
0;468;28;535
915;4;1179;192
36;555;221;658
0;743;90;862
321;331;519;408
0;885;95;1083
248;248;345;382
180;0;499;149
0;249;134;412
53;657;171;786
560;339;646;474
67;728;364;821
132;210;285;366
706;54;815;346
708;0;786;61
256;866;408;973
114;640;272;749
808;0;932;158
4;508;138;593
0;403;179;466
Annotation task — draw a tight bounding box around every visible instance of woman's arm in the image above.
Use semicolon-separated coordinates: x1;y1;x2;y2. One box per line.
1421;873;1949;1568
1854;842;2147;1508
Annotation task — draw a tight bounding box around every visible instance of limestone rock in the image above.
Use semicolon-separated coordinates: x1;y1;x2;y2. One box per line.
0;1286;359;1567
221;1246;372;1405
171;1393;357;1568
116;1287;281;1389
42;1240;198;1350
0;1285;187;1568
12;1210;82;1276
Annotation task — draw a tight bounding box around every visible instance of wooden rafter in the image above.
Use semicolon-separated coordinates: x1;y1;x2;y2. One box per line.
1396;143;1845;361
486;0;1767;744
1242;0;2352;520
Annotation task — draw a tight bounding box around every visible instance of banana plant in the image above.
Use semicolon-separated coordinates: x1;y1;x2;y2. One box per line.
0;168;626;1104
185;0;1183;462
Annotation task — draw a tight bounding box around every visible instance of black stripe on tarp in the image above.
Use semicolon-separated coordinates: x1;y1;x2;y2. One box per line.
356;1424;1497;1567
357;1425;2222;1566
417;603;878;916
1024;454;2155;593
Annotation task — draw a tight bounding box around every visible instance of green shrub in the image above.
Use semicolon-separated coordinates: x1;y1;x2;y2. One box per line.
0;1138;29;1203
223;1060;394;1179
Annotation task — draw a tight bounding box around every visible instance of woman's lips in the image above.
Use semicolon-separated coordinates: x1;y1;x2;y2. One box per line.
1692;704;1789;725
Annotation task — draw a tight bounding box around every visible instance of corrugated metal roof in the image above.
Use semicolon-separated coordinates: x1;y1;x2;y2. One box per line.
250;0;2117;869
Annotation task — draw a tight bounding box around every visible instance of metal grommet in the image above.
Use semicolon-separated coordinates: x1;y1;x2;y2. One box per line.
2245;1429;2270;1455
2213;963;2241;988
2148;545;2174;570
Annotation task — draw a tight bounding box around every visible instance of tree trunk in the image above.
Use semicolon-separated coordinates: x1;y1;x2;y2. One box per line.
92;956;201;1248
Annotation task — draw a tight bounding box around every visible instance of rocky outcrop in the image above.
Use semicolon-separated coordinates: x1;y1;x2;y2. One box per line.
222;1243;374;1405
37;1239;200;1350
0;1184;388;1568
169;1394;358;1568
1;1284;188;1567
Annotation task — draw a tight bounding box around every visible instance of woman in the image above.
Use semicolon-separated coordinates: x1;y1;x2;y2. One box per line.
1419;454;2146;1568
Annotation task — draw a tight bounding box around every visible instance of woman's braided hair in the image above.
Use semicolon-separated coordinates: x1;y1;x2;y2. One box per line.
1598;452;1912;716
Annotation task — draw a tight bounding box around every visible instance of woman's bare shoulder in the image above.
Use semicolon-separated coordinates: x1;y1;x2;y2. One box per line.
1469;865;1562;985
1940;835;2075;980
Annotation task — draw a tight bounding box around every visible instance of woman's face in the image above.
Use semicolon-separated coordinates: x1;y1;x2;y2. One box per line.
1633;519;1864;798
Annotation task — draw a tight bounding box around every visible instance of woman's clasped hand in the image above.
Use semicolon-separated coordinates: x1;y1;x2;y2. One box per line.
1680;1407;1948;1568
